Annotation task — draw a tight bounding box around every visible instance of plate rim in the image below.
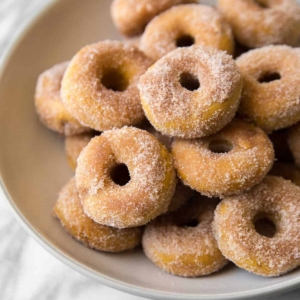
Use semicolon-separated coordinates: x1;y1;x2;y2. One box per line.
0;0;300;299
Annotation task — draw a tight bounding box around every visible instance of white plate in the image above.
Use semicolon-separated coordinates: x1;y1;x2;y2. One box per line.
0;0;300;299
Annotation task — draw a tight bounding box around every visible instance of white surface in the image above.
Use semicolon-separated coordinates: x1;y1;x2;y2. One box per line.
0;0;300;299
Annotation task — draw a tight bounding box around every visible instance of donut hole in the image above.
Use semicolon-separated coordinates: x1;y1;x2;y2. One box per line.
179;72;200;91
258;72;281;84
253;0;269;8
178;218;199;228
209;139;233;154
110;163;131;186
101;68;129;92
254;213;277;238
176;35;195;48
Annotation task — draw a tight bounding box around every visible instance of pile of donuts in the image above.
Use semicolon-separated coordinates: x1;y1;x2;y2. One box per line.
34;0;300;278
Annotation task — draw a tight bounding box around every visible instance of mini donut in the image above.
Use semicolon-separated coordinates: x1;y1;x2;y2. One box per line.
142;196;228;277
35;62;90;136
111;0;197;37
65;132;96;171
269;129;293;162
218;0;300;48
213;176;300;277
172;119;274;197
53;178;142;252
140;4;234;61
76;127;176;228
288;122;300;167
167;179;195;213
236;46;300;132
61;41;152;132
269;162;300;187
139;46;242;139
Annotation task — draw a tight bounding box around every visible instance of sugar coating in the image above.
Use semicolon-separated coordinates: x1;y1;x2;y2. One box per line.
61;40;153;132
139;46;242;138
35;61;91;136
76;127;176;228
140;4;234;61
269;162;300;187
236;45;300;132
143;196;228;277
218;0;300;48
172;119;274;197
288;122;300;168
53;177;142;252
111;0;197;37
213;176;300;277
65;132;96;171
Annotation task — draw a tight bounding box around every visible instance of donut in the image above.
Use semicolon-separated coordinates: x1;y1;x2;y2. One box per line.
35;62;90;136
236;46;300;132
140;4;234;61
269;162;300;187
111;0;197;37
65;132;96;171
61;41;152;132
213;176;300;277
139;46;242;139
218;0;300;48
269;129;293;162
76;127;176;228
168;179;195;213
142;196;228;277
288;122;300;167
53;178;142;252
172;119;274;197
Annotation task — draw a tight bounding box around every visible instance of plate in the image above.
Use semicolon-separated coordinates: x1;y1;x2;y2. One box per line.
0;0;300;299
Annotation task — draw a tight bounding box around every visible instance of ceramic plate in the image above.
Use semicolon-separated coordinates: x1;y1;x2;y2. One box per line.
1;0;300;299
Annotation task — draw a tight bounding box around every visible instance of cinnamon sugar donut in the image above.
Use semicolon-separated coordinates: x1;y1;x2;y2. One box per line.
214;176;300;277
269;162;300;187
54;178;142;252
65;132;96;171
143;196;228;277
61;41;152;132
172;119;274;197
35;62;90;136
111;0;197;37
236;46;300;132
76;127;176;228
218;0;300;48
139;46;242;139
140;4;234;61
288;122;300;167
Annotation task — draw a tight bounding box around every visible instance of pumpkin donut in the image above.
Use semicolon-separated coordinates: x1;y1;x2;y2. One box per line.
214;176;300;277
288;122;300;167
172;119;274;197
76;127;176;228
65;132;96;171
111;0;197;37
35;62;90;136
139;46;242;139
140;4;234;61
218;0;300;48
143;196;228;277
54;178;142;252
236;45;300;132
61;41;152;132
